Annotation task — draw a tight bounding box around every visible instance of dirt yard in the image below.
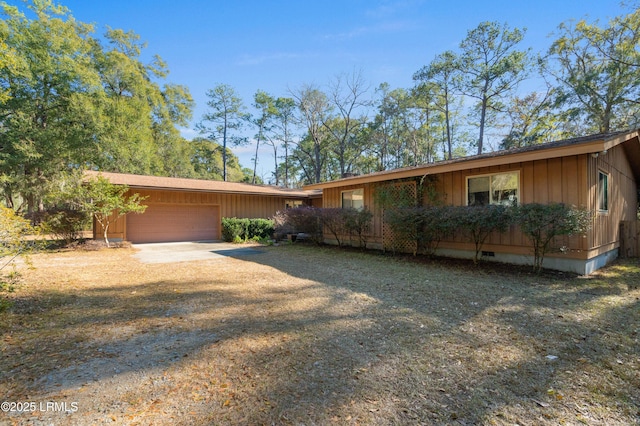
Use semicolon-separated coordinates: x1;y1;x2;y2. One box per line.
1;244;639;425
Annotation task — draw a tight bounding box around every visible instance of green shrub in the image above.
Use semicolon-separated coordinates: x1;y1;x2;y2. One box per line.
451;204;512;264
0;207;40;311
41;208;90;244
514;203;591;272
383;206;422;254
248;218;275;240
222;217;274;243
418;205;457;255
221;218;249;242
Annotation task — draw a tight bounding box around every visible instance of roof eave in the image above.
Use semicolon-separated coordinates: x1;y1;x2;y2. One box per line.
84;170;313;198
304;137;617;190
122;184;310;197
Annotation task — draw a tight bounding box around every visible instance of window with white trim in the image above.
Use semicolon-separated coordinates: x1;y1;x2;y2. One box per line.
341;188;364;210
597;171;609;212
467;171;519;206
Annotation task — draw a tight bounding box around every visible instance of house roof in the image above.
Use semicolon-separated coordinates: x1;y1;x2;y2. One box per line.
84;170;318;198
304;129;640;189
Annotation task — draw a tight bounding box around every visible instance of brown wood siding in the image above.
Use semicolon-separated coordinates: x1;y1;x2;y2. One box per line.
101;189;306;242
129;189;291;218
588;145;638;254
310;197;323;208
320;151;639;260
427;156;591;253
323;183;385;247
127;204;220;243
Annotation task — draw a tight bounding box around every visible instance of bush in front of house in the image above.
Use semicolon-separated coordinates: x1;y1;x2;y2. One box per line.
319;208;348;247
274;207;373;248
342;207;373;248
221;218;275;243
383;206;423;254
272;207;323;244
40;208;90;244
248;218;275;240
383;202;591;271
418;205;458;255
451;204;513;264
384;204;512;258
513;203;591;272
221;218;249;242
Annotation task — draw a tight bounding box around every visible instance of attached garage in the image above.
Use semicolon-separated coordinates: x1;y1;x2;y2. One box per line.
86;171;320;243
126;204;221;243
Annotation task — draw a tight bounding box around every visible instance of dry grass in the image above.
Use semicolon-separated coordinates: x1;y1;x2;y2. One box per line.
1;244;639;425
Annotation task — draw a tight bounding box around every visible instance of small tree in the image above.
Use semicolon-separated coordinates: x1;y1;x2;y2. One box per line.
320;208;348;247
80;176;147;247
514;203;591;272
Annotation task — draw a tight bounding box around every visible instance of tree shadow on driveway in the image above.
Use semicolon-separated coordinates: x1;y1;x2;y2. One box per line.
2;245;638;425
132;241;263;264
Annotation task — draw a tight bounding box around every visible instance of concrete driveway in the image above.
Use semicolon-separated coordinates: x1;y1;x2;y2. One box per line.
132;241;263;264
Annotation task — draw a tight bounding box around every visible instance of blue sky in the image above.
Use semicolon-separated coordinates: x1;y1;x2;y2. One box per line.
6;0;630;180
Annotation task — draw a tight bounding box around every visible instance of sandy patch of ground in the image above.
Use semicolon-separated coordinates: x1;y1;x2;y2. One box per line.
1;244;638;425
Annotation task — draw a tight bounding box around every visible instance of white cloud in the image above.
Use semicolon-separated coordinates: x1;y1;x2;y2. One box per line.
179;127;199;140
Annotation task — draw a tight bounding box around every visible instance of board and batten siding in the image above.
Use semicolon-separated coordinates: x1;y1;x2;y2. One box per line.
437;154;590;257
588;144;638;256
130;189;290;218
320;151;637;261
103;189;301;242
322;183;386;248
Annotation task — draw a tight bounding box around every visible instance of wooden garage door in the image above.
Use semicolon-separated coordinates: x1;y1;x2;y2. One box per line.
127;204;220;243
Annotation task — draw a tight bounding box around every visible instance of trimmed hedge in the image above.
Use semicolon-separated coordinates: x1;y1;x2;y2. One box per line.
221;218;274;242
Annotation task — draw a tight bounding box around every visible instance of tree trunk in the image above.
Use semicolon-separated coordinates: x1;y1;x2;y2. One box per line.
103;223;110;248
314;141;321;183
477;95;488;155
222;118;228;182
252;135;260;184
445;98;452;160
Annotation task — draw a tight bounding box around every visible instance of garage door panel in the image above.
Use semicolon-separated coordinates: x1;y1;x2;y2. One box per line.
127;204;220;243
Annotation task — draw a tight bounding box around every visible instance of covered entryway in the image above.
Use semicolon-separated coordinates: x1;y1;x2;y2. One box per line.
127;204;220;243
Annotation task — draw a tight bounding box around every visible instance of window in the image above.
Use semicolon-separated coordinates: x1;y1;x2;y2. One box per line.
467;171;519;206
285;199;304;209
341;189;364;210
598;171;609;212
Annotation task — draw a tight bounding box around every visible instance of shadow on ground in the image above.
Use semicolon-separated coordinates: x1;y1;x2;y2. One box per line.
1;245;638;425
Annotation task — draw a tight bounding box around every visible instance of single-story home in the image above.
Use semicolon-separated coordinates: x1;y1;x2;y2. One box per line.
304;129;640;274
85;171;320;243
